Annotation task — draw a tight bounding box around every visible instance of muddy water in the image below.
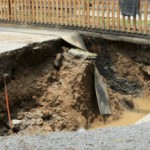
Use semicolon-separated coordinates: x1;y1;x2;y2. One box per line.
91;98;150;128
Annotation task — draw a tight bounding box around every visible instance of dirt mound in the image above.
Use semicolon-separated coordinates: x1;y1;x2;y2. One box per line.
14;58;94;133
0;40;98;135
0;37;150;135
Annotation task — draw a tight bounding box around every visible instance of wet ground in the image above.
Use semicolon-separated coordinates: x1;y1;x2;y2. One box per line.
91;98;150;128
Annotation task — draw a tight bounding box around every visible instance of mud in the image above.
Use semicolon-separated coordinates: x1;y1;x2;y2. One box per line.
91;98;150;128
0;37;150;136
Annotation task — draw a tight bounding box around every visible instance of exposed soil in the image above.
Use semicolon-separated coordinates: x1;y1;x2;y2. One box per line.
0;37;150;136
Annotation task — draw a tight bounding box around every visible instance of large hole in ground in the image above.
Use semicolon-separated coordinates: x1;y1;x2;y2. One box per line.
0;37;150;136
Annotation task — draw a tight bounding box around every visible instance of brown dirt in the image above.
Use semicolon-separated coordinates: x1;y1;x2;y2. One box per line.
83;37;150;124
0;37;150;136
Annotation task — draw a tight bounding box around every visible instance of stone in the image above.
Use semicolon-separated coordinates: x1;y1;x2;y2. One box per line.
43;125;52;132
7;119;22;132
53;53;64;70
12;119;22;125
142;66;150;75
77;127;86;132
36;118;43;126
68;48;97;59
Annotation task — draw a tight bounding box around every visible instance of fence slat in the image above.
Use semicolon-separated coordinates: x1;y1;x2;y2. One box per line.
96;0;100;29
3;0;6;20
32;0;34;23
69;0;72;26
28;0;31;23
133;16;137;33
86;0;90;28
78;0;81;26
55;0;58;24
0;0;2;19
73;0;76;26
112;0;115;30
6;0;8;20
48;0;50;24
148;1;150;34
24;0;27;22
92;0;95;28
117;1;120;31
127;16;131;32
40;0;42;23
106;0;110;30
139;0;142;33
144;0;148;34
102;0;105;29
60;0;63;25
18;0;21;22
65;0;67;25
21;0;24;22
36;0;39;23
122;16;125;32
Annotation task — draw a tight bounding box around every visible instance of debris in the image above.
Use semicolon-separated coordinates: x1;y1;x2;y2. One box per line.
77;127;86;132
53;53;64;69
61;32;88;51
94;66;111;115
68;48;97;59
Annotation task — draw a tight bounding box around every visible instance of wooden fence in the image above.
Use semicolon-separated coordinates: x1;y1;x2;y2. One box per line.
0;0;150;35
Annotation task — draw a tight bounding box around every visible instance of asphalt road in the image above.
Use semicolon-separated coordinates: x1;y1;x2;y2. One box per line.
0;30;59;54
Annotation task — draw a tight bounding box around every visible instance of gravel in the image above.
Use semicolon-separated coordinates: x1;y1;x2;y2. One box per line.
0;123;150;150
